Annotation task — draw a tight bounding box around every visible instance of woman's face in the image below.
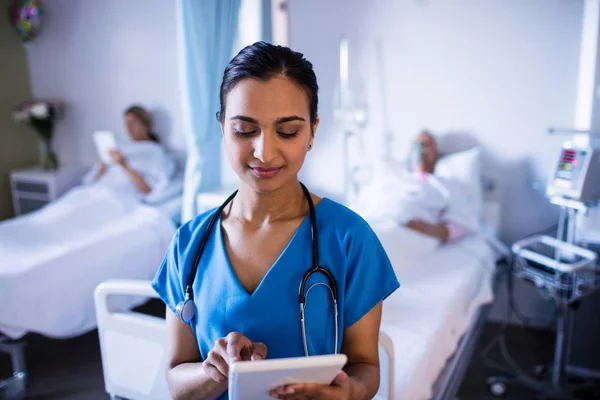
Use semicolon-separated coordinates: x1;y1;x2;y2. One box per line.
416;132;439;172
221;76;319;193
125;113;149;141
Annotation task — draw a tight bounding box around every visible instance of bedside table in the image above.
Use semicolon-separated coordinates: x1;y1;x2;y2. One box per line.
9;166;87;216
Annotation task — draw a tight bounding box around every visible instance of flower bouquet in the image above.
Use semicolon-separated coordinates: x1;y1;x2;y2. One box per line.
13;100;65;170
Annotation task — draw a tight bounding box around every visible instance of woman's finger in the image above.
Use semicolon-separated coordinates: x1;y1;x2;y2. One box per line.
269;386;305;399
331;370;349;387
206;349;229;378
202;360;226;382
251;341;267;361
226;332;252;362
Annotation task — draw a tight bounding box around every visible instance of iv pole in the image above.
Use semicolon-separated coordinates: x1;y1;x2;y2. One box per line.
337;37;369;204
339;38;353;203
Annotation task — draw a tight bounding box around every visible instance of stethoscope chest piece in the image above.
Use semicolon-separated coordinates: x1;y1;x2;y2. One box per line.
176;295;195;324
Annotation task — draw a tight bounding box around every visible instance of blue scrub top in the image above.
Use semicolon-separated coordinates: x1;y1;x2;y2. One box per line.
152;197;399;400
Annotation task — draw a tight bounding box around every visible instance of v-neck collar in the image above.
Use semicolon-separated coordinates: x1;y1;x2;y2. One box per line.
217;199;328;298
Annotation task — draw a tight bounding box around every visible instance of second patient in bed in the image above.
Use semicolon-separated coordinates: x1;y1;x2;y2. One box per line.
82;105;175;200
400;131;475;242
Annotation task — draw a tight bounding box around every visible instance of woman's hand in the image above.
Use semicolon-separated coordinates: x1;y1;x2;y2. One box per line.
202;332;267;383
270;370;351;399
109;149;127;166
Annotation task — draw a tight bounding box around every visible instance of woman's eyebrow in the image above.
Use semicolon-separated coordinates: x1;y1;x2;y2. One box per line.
275;116;306;124
229;115;259;124
229;115;306;125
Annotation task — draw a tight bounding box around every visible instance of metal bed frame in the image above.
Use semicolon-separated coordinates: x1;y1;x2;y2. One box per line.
0;335;27;400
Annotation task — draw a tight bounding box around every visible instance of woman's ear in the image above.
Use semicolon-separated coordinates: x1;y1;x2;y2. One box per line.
308;116;319;150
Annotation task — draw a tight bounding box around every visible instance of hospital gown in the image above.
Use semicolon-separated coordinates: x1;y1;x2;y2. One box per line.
352;167;479;240
82;141;176;202
152;198;400;400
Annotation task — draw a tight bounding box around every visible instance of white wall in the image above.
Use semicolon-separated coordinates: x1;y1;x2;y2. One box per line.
289;0;584;245
25;0;184;168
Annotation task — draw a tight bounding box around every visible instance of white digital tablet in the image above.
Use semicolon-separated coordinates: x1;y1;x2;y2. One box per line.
228;354;347;400
93;130;117;164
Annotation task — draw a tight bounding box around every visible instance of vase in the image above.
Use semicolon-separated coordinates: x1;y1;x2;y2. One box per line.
40;138;58;171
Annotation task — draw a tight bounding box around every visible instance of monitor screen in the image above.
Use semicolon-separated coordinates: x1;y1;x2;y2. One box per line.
554;148;587;185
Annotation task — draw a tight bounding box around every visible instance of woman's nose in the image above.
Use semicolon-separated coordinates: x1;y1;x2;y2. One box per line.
253;132;277;164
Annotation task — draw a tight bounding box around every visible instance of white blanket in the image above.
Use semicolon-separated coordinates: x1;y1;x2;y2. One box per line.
375;225;496;400
0;185;176;339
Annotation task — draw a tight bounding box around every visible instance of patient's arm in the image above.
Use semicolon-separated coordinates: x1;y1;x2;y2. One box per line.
122;164;152;193
405;218;450;241
109;149;152;194
94;162;107;180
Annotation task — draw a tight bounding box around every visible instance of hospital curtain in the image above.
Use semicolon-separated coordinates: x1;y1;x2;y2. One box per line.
261;0;273;43
179;0;241;223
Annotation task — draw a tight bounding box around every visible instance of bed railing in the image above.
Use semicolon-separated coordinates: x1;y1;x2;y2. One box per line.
94;280;170;400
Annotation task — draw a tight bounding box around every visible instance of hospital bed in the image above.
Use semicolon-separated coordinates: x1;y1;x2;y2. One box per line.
367;144;508;399
375;209;506;400
0;173;184;399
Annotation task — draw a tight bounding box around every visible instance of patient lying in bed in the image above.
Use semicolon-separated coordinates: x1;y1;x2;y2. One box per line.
82;105;175;201
400;131;477;242
352;131;480;243
2;105;175;229
0;106;179;339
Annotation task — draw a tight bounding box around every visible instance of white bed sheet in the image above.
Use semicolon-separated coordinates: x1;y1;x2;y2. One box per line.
156;194;183;226
0;186;177;340
376;227;496;400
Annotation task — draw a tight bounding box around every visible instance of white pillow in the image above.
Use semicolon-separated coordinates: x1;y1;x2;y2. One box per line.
435;146;483;216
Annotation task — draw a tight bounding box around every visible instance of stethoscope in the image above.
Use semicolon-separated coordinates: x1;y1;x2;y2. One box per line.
175;182;339;356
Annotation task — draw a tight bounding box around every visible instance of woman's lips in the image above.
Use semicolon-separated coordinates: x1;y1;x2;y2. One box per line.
250;166;282;178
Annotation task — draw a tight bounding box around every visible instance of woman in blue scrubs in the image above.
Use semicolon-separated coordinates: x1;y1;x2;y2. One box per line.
152;41;400;400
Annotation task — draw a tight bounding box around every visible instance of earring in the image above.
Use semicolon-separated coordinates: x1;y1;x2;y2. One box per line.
308;144;312;150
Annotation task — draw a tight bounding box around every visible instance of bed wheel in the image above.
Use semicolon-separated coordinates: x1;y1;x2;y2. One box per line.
486;377;507;397
533;364;548;380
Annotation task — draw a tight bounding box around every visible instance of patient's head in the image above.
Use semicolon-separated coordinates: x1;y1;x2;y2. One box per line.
415;130;439;173
124;105;159;142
